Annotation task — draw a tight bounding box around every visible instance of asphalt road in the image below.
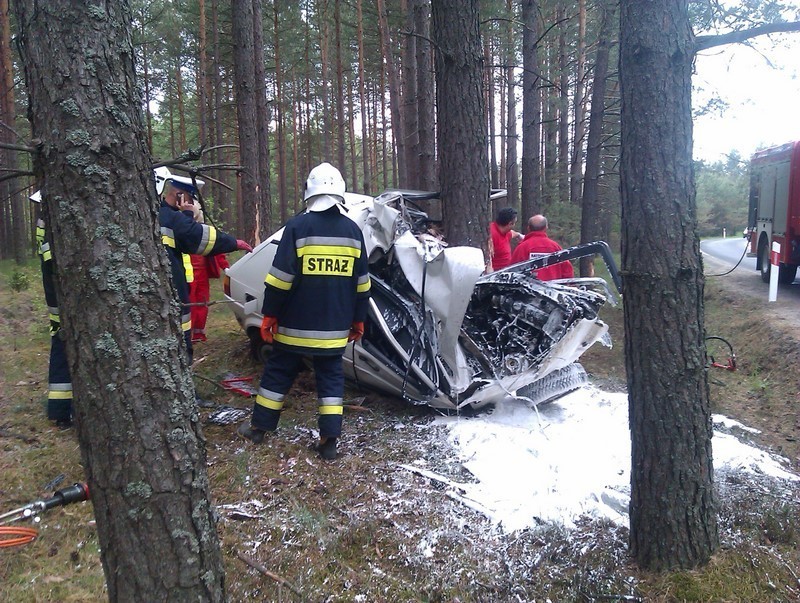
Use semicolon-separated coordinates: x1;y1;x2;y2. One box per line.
701;236;800;302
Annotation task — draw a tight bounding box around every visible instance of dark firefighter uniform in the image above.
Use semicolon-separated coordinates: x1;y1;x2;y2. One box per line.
252;206;372;438
159;200;239;359
36;215;73;425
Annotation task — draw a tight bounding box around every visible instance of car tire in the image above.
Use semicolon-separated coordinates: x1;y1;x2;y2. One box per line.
248;328;271;363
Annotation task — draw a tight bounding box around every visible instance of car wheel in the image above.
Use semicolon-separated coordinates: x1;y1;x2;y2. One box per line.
248;329;271;363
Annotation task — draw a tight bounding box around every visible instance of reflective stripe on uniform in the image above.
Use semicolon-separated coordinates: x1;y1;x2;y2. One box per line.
48;383;73;399
296;235;362;250
40;241;52;262
265;266;294;291
161;227;176;248
318;397;343;416
296;244;362;259
182;312;192;332
256;387;285;411
196;224;218;255
274;326;349;350
183;253;194;283
356;274;371;293
319;405;343;416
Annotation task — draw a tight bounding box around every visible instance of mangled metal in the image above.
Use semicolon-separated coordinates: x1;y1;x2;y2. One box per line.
224;190;621;411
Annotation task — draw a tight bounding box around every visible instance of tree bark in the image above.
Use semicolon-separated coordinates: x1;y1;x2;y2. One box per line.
620;0;719;570
356;0;372;194
334;0;347;182
377;0;407;186
402;0;420;188
570;0;587;205
432;0;489;247
505;0;519;209
252;0;272;238
520;0;541;220
14;1;225;599
273;0;288;222
579;0;615;277
197;0;209;146
557;7;569;204
0;0;24;262
485;33;497;189
414;0;437;192
232;0;271;242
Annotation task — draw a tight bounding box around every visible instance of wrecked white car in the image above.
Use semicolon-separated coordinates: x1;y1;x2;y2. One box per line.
223;190;621;411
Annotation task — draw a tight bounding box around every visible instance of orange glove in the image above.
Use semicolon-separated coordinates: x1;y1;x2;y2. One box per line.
236;239;253;253
260;315;278;343
348;321;365;342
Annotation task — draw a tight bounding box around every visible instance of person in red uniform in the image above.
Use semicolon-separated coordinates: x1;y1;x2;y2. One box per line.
488;207;521;271
510;214;574;280
238;163;371;461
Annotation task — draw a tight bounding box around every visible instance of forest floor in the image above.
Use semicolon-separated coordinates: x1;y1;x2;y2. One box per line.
0;252;798;602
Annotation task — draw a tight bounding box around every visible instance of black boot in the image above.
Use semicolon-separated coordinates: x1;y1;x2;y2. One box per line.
318;436;338;460
237;423;267;444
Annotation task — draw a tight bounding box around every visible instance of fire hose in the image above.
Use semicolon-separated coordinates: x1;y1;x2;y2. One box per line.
0;483;90;548
706;336;736;371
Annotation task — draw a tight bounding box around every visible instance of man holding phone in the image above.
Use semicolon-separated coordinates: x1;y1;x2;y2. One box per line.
154;167;253;373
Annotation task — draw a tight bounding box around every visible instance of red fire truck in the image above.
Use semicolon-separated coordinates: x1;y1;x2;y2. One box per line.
747;140;800;284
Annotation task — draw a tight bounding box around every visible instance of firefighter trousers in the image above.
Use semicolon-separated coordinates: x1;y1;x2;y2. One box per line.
252;348;344;438
47;329;72;423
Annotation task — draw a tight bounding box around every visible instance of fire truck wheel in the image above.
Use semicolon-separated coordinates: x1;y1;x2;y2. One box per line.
758;241;771;284
778;264;798;285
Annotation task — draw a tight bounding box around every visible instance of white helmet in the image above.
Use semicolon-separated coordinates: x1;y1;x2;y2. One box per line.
304;162;345;211
153;166;205;197
29;190;42;203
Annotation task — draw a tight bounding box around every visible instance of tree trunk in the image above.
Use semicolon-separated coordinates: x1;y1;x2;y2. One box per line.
520;0;541;220
197;0;208;145
620;0;719;571
357;0;372;194
232;0;270;242
402;0;420;188
570;0;587;205
211;0;231;226
320;10;331;160
347;76;358;191
542;34;557;210
379;66;389;189
377;0;407;186
334;0;347;182
485;33;498;189
431;0;489;247
414;0;437;192
0;0;24;262
175;59;187;151
14;1;226;600
273;0;288;222
137;10;153;152
557;7;569;204
505;0;519;209
252;0;272;237
579;0;615;277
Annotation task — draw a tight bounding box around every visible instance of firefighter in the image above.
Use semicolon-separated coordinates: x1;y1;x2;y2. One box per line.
31;190;73;429
238;163;371;460
154;167;252;387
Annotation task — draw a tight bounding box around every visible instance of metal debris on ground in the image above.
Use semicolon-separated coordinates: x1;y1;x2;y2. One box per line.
205;406;250;425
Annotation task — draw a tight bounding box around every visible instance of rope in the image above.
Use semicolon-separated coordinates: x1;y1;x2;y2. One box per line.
0;526;38;548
